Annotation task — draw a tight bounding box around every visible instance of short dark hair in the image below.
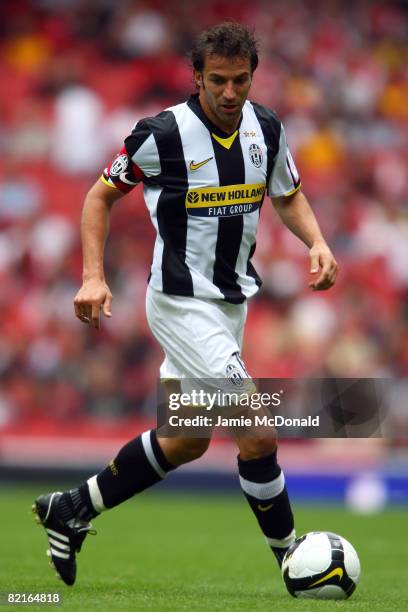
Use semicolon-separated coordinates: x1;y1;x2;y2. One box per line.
191;22;259;73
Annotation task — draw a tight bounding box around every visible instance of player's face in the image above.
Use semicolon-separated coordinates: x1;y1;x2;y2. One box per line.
195;54;252;133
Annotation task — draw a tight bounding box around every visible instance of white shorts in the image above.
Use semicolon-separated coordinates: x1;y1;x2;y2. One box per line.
145;286;254;396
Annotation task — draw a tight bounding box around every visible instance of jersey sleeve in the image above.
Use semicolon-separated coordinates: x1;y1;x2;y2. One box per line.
101;118;161;194
268;124;301;197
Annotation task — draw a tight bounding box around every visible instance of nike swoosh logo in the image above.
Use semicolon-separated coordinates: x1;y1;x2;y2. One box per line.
257;503;274;512
309;567;343;588
189;157;213;171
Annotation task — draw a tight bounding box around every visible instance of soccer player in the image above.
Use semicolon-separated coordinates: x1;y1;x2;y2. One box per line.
33;22;337;586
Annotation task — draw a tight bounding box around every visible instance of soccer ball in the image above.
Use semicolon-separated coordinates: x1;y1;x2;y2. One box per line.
282;532;360;599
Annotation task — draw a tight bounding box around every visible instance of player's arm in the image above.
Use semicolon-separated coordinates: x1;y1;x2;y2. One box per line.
74;180;124;329
268;122;338;291
271;189;338;290
74;119;159;327
74;117;153;329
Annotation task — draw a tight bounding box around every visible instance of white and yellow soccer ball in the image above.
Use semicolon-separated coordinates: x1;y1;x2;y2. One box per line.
282;532;360;599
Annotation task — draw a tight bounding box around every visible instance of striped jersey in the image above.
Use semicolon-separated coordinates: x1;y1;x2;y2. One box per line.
102;94;301;303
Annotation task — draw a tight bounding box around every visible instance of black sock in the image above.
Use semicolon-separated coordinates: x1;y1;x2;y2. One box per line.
95;429;175;508
59;430;175;519
238;450;295;550
58;483;98;522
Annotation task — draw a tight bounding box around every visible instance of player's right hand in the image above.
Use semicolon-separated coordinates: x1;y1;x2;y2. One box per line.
73;279;113;329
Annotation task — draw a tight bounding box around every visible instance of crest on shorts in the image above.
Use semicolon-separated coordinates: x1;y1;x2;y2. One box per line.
110;153;129;176
226;362;244;387
249;144;263;168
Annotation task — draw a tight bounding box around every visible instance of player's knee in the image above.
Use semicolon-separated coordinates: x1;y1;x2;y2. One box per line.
237;432;278;460
252;435;278;458
158;436;210;466
178;437;210;462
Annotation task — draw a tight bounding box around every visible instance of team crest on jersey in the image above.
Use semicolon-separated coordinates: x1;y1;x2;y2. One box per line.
110;153;129;176
248;144;263;168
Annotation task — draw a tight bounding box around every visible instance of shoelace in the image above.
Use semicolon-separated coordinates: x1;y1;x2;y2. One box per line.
66;518;97;535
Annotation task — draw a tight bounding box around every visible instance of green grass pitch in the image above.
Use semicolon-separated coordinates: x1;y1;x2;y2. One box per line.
1;486;406;610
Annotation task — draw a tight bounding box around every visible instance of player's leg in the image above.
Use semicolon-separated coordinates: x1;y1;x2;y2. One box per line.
217;299;296;567
33;431;210;585
33;286;212;585
73;431;211;515
235;431;296;567
56;429;209;518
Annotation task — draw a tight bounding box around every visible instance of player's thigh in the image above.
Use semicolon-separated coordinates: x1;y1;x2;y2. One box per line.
146;287;248;380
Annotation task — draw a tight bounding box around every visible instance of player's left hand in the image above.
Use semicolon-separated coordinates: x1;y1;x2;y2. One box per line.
308;241;338;290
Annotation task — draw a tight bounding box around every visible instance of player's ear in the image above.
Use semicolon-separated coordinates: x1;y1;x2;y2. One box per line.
193;70;203;90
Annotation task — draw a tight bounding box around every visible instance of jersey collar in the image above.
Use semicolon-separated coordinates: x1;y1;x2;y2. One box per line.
187;93;243;140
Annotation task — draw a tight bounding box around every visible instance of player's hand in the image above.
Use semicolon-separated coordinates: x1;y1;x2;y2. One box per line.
308;241;338;291
73;278;113;329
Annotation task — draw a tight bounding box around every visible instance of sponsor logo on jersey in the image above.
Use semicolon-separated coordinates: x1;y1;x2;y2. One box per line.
187;191;200;204
189;157;213;171
185;183;265;217
110;153;129;176
249;144;263;168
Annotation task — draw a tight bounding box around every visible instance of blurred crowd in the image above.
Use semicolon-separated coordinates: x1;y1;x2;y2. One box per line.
0;0;407;436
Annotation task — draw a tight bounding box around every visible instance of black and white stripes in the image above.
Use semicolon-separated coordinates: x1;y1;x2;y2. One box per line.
42;493;72;560
46;528;71;560
141;430;169;479
239;469;286;500
87;475;106;514
105;94;300;303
